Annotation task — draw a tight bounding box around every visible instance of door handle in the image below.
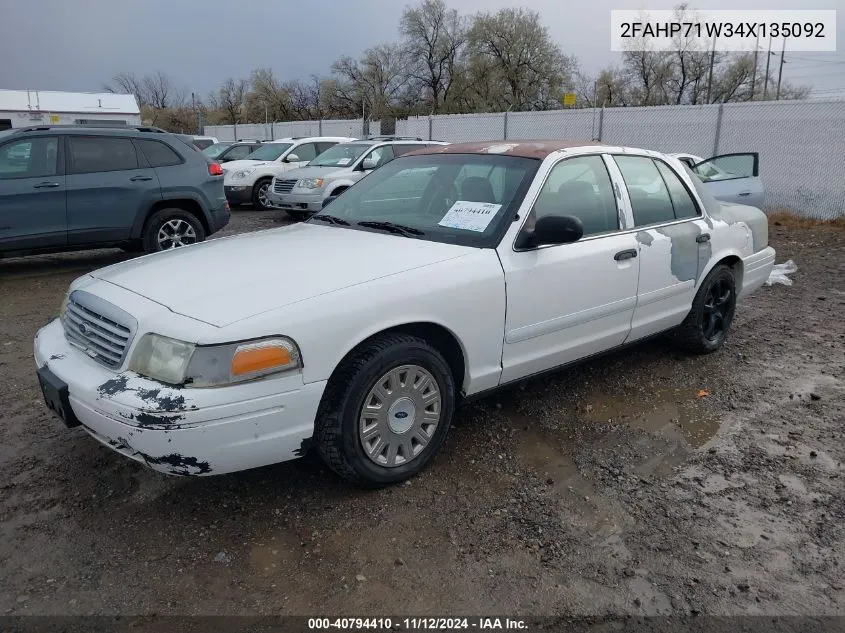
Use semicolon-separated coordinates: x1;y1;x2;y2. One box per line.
130;175;153;181
696;233;711;243
738;192;751;197
614;249;638;261
33;181;60;189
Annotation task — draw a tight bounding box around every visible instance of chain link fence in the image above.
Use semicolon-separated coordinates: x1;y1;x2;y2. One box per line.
204;118;380;142
398;99;845;220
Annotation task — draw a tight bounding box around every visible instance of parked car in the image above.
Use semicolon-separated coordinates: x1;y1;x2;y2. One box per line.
670;152;764;209
267;138;449;220
191;136;219;150
203;140;264;163
34;140;775;486
222;136;357;209
0;125;229;258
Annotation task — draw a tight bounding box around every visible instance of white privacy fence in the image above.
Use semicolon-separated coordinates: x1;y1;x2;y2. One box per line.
204;118;380;142
397;99;845;220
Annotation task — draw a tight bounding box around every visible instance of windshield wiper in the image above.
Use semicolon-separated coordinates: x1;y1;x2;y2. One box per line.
356;221;425;237
309;214;350;226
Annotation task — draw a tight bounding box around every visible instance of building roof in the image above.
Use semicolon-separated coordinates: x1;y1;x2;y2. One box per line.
0;90;140;115
411;139;604;159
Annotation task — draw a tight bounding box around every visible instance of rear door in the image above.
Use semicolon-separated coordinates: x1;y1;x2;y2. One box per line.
612;154;712;343
65;135;162;245
0;135;67;252
692;152;763;208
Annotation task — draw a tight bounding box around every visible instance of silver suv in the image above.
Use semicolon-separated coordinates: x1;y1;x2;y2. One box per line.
266;137;448;220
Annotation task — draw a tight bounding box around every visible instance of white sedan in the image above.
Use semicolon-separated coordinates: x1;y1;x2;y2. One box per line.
34;140;776;486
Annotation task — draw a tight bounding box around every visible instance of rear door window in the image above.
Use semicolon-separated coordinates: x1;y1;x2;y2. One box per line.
68;136;139;174
613;155;676;227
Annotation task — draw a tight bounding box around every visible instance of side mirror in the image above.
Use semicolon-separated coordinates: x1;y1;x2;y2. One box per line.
322;196;337;208
523;215;584;247
362;157;378;170
286;153;300;163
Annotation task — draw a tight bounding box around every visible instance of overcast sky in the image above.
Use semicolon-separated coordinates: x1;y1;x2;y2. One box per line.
2;0;843;99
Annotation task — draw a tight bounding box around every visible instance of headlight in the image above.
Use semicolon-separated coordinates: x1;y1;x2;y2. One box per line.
129;334;301;387
232;168;255;180
129;334;196;385
296;178;324;189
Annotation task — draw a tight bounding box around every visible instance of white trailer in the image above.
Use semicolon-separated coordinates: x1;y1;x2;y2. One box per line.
0;90;141;130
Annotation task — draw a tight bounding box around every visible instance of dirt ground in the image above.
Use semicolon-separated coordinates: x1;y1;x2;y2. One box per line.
0;209;842;617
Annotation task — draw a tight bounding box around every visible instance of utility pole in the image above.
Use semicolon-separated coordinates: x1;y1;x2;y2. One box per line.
750;33;760;101
763;34;773;99
192;92;199;134
776;38;786;100
706;36;716;103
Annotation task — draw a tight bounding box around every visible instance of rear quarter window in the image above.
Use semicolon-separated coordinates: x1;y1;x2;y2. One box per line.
135;139;183;167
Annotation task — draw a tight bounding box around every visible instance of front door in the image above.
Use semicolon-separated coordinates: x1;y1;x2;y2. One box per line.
0;135;67;253
65;135;162;244
498;154;640;384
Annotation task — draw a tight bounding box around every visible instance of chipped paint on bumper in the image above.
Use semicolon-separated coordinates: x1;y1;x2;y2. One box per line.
34;319;326;476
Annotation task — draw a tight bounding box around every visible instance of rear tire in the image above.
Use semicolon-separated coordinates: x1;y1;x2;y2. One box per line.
672;264;737;354
142;208;206;254
252;178;273;210
314;333;456;487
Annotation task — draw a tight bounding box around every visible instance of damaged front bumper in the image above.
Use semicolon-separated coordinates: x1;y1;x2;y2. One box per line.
33;319;326;476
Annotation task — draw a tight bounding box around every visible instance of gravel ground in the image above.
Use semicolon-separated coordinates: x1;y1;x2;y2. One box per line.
0;209;842;617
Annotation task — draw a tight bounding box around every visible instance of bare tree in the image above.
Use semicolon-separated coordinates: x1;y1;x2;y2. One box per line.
106;72;149;106
400;0;466;113
142;71;183;110
214;78;248;125
466;8;575;111
332;44;411;119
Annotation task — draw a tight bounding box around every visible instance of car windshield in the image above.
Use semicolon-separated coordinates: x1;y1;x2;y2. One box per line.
306;153;540;248
308;143;373;167
202;142;234;157
244;143;293;161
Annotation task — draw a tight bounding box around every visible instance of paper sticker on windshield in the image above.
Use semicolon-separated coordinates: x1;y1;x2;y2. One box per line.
336;158;351;166
438;201;502;232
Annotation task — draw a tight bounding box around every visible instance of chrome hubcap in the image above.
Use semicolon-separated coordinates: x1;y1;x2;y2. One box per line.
157;219;196;249
359;364;441;468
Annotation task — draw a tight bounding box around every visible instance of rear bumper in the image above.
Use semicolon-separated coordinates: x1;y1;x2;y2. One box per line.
209;202;230;232
739;246;776;300
224;185;253;205
34;318;326;476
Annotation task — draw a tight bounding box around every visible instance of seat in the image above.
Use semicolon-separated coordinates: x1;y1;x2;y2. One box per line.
460;176;496;203
556;180;609;236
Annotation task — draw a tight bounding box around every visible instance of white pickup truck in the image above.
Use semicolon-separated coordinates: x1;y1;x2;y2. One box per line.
34;140;775;487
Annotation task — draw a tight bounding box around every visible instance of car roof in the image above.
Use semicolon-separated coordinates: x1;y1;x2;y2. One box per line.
407;139;604;159
272;136;357;143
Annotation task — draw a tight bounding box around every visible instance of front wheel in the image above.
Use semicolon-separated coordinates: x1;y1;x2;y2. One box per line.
672;264;737;354
142;208;206;253
314;333;456;487
251;178;273;210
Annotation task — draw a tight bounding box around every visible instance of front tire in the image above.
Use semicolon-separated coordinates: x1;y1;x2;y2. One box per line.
142;208;206;254
314;333;456;487
251;178;273;210
673;264;737;354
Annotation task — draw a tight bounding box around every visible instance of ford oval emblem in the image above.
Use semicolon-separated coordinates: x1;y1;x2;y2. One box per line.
395;411;409;419
78;323;89;336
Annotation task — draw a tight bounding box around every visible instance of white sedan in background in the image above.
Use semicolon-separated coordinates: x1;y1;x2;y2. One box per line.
34;140;775;486
670;152;765;209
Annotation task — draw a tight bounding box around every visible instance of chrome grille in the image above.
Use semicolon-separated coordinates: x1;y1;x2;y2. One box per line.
62;291;137;368
273;179;296;194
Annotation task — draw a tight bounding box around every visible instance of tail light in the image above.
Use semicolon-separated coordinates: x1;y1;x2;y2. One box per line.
208;162;223;176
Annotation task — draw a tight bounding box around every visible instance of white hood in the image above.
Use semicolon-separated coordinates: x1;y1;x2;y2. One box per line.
89;224;472;327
